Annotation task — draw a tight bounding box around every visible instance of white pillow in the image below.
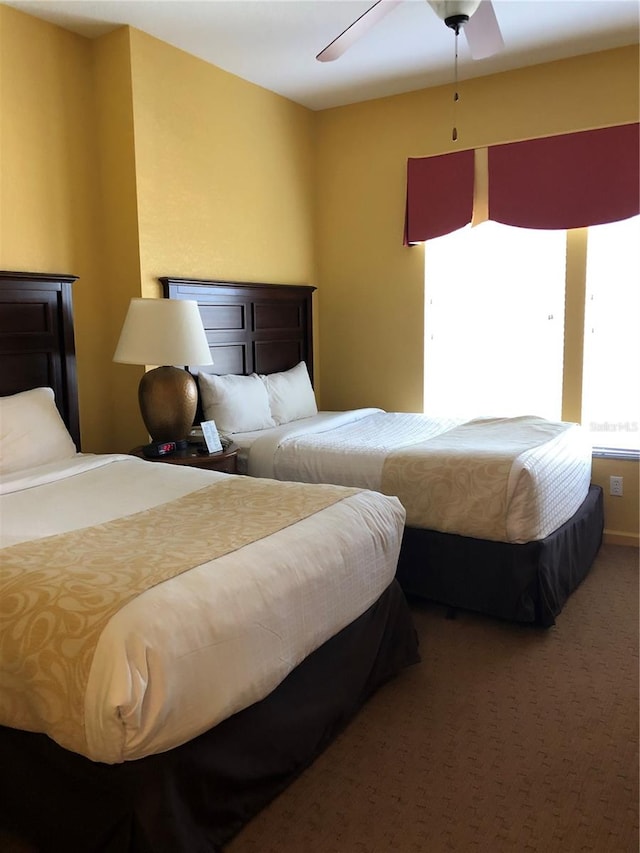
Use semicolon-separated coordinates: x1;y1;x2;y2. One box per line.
198;372;275;434
261;361;318;425
0;387;77;476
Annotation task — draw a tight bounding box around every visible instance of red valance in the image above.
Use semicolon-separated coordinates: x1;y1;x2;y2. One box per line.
404;150;474;245
404;123;639;243
488;123;640;230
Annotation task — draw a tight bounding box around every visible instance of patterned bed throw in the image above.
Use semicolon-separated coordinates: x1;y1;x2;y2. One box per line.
0;477;357;757
381;416;573;540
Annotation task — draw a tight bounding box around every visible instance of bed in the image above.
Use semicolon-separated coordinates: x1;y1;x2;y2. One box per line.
0;271;420;852
162;276;604;629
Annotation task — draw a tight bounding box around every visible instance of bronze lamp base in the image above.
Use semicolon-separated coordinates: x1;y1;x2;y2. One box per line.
138;365;197;445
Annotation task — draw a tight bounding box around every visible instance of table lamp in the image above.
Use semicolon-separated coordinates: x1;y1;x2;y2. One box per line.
114;298;213;448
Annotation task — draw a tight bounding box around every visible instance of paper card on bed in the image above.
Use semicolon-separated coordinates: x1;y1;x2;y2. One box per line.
201;420;223;453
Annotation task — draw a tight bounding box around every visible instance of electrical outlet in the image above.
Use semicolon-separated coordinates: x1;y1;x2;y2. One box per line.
609;476;624;497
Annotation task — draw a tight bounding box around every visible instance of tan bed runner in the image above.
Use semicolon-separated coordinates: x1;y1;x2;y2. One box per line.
0;476;358;756
381;416;571;540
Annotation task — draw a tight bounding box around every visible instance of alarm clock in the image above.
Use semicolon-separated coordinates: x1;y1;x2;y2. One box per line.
142;441;178;458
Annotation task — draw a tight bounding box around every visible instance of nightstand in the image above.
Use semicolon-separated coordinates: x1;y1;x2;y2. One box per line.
129;443;239;474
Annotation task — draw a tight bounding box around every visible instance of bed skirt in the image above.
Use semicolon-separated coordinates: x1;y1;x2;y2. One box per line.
396;484;604;627
0;579;419;853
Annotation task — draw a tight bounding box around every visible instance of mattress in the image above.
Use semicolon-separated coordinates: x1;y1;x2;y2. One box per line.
0;454;405;764
232;410;593;543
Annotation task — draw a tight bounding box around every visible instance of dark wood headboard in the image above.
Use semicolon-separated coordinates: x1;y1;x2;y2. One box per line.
160;277;316;381
0;270;81;449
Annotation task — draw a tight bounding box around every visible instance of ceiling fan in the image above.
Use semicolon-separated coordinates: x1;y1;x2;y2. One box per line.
316;0;504;63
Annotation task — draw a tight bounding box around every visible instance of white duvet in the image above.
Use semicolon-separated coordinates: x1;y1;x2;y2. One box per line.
231;410;593;543
0;454;405;763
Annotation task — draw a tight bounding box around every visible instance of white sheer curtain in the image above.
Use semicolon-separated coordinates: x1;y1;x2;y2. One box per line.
423;221;566;420
582;215;640;452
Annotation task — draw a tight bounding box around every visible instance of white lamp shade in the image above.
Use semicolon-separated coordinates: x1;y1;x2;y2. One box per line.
113;298;213;367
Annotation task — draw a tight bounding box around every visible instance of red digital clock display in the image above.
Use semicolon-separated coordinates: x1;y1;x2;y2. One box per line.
142;441;178;458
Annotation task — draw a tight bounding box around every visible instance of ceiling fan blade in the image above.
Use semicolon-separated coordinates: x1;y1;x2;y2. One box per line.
464;0;504;59
316;0;403;62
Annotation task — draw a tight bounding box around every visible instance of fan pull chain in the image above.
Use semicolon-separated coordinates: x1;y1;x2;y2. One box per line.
452;28;460;142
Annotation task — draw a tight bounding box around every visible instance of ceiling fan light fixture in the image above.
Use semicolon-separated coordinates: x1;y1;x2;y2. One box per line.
444;14;469;34
428;1;482;24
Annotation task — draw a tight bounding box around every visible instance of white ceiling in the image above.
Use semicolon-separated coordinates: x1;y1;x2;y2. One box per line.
4;0;639;110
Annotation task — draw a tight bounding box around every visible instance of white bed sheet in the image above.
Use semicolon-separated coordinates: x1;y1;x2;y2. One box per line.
0;454;405;763
232;409;464;484
231;410;593;543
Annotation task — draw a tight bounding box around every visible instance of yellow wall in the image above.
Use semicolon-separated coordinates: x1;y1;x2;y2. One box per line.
592;458;640;547
129;29;316;294
0;3;637;543
91;27;143;451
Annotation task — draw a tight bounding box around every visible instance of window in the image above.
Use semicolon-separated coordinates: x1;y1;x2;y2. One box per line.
582;215;640;453
424;221;566;420
424;216;640;455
